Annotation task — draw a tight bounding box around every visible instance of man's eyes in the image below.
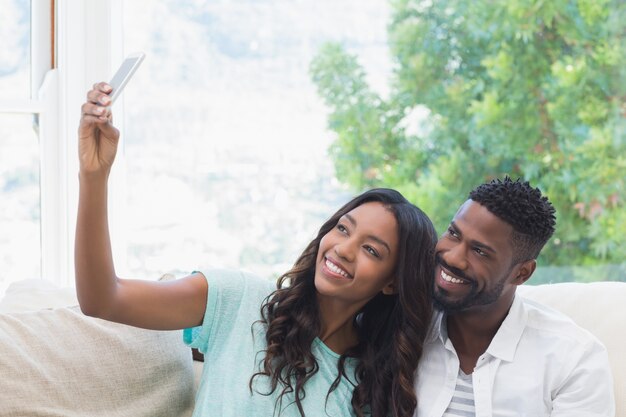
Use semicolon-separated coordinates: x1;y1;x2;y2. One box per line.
474;247;487;257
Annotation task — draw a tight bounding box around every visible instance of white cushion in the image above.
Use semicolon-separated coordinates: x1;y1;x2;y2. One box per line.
0;279;78;313
0;305;195;417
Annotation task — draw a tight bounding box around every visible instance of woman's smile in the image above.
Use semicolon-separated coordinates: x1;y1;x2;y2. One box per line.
322;256;353;279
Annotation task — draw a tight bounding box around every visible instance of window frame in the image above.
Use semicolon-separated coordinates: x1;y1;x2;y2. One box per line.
1;0;124;288
55;0;127;286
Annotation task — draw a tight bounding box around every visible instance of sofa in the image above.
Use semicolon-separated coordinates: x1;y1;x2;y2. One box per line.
0;278;623;417
0;276;199;417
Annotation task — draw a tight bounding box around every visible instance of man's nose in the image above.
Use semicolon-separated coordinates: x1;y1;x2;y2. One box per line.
442;243;468;272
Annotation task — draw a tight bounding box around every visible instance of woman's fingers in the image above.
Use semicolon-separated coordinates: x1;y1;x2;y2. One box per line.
81;102;108;119
92;82;112;94
79;113;119;142
79;89;118;139
86;82;112;104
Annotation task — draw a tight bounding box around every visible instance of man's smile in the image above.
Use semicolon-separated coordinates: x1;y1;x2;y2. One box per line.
440;269;469;284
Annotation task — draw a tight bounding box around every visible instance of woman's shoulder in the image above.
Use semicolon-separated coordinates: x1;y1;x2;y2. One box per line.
184;268;277;352
197;267;277;300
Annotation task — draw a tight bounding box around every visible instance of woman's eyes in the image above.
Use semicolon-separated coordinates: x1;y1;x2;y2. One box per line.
335;224;380;258
364;246;380;258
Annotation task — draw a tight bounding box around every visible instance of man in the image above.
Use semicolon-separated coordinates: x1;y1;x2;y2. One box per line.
416;177;615;417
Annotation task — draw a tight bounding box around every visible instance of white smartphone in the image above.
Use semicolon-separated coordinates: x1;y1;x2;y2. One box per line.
108;52;145;104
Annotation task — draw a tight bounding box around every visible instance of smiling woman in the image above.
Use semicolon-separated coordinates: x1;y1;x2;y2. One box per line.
75;87;438;413
242;189;438;416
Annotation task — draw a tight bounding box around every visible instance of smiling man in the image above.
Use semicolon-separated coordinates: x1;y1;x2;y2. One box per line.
415;177;615;417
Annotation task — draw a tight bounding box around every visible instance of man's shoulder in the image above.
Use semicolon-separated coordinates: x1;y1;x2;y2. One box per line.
519;296;604;348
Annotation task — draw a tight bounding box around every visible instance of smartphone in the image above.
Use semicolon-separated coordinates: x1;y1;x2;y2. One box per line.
108;52;145;105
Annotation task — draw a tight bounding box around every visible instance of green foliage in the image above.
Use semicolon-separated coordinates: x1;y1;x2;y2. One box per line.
310;0;625;269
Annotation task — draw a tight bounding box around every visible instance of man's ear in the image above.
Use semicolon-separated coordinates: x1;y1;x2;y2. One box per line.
382;280;396;295
512;259;536;285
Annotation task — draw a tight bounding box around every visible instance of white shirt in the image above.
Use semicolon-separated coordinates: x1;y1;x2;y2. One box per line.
415;295;615;417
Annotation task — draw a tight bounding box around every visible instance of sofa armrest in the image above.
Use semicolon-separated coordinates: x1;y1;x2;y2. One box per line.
0;306;195;417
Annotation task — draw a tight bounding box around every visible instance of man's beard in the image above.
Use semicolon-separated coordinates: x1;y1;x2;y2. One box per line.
433;254;508;314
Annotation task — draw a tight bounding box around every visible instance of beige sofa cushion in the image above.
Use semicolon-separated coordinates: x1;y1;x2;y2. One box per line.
518;282;625;417
0;306;195;417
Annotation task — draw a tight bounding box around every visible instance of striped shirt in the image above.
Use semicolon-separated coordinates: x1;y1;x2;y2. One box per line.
442;369;475;417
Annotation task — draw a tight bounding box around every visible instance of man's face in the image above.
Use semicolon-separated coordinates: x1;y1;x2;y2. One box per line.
433;200;520;314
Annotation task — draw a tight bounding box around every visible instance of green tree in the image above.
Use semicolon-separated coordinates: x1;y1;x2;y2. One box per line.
310;0;625;269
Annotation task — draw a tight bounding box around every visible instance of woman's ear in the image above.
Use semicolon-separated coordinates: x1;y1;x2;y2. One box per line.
381;280;396;295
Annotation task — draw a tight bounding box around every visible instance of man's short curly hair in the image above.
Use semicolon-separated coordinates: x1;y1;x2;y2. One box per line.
469;176;556;263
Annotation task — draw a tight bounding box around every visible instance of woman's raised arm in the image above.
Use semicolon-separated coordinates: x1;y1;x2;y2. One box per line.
75;82;207;330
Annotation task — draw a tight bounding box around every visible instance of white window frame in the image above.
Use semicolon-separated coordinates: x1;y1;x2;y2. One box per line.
1;0;124;288
0;1;53;284
55;0;127;286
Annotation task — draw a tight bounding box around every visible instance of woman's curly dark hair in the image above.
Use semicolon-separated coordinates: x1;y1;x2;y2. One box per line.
249;188;437;417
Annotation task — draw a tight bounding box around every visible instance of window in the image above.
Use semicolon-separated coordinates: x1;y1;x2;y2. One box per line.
1;0;63;295
112;0;391;279
0;114;41;292
1;1;621;296
0;1;40;294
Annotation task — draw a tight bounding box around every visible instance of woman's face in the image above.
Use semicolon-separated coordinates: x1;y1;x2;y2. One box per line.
314;201;399;307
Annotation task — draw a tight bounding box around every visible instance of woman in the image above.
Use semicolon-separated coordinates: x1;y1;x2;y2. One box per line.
76;82;437;417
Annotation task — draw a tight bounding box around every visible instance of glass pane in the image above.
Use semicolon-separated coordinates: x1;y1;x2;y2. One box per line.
0;113;41;294
0;0;31;100
119;1;390;279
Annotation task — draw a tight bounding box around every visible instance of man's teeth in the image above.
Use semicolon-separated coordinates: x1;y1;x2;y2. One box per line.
325;259;350;278
441;270;465;284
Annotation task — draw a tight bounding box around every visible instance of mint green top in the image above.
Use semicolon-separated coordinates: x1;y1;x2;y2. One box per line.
184;268;358;417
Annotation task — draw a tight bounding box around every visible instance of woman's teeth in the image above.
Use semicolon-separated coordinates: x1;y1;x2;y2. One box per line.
325;259;350;278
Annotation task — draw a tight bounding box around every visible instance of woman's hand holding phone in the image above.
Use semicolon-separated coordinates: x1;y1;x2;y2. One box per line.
78;82;120;176
75;52;208;332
